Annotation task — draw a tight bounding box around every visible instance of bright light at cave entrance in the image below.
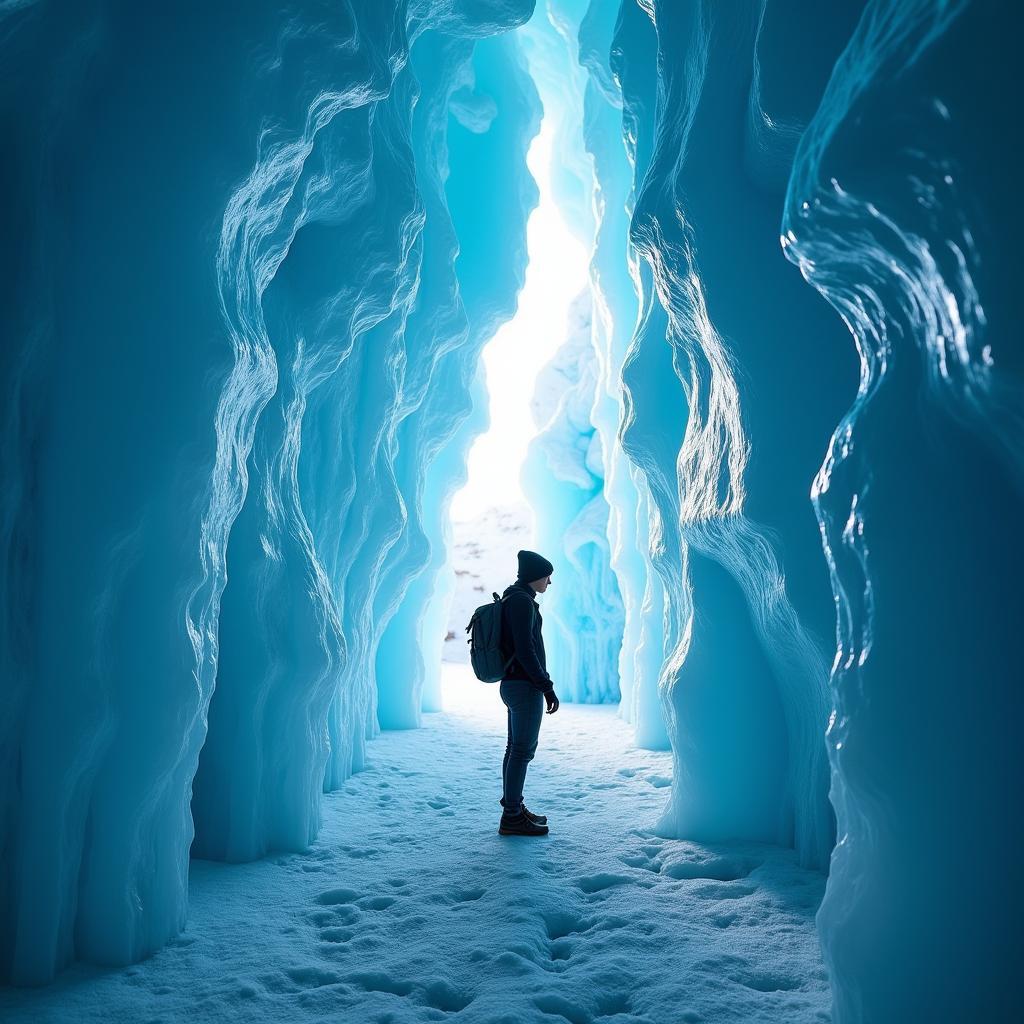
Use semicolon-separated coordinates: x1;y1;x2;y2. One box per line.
449;114;589;524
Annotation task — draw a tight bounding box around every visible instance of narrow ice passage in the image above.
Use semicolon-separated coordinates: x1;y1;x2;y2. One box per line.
0;664;829;1024
3;0;1020;1018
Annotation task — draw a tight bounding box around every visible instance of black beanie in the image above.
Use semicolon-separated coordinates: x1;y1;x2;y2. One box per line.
516;549;554;583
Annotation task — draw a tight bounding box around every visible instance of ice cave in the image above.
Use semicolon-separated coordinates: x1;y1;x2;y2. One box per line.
0;1;1019;1022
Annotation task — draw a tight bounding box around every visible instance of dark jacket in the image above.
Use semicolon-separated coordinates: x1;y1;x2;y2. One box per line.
499;580;554;695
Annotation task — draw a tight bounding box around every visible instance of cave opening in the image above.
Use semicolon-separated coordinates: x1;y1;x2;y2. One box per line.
443;6;592;717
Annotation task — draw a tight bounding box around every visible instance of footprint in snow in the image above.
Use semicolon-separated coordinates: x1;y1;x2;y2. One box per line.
346;971;414;997
421;979;475;1013
356;895;397;911
661;855;750;882
315;887;360;906
690;881;757;900
451;887;485;904
344;846;379;860
574;873;632;895
543;910;592;940
548;938;573;963
534;993;589;1024
617;850;661;873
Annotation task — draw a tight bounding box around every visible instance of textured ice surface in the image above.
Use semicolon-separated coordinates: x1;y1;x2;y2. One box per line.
0;665;831;1024
2;0;1020;1016
514;4;627;708
577;0;669;750
0;0;538;983
596;1;1020;1013
523;294;625;703
605;1;855;870
782;1;1022;1019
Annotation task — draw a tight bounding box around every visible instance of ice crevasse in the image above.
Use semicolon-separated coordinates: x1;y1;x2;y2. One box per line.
1;1;1021;1020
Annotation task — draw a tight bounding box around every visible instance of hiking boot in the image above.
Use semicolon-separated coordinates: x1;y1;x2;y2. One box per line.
498;809;549;836
522;803;547;825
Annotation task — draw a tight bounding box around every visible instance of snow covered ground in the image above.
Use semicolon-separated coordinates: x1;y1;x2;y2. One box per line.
1;663;830;1024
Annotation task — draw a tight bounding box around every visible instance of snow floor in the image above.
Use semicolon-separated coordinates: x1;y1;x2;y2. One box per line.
1;662;832;1024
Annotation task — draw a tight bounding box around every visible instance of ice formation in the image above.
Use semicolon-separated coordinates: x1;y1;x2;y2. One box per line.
782;3;1021;1019
600;0;863;876
1;0;1018;1019
0;0;539;984
489;0;848;869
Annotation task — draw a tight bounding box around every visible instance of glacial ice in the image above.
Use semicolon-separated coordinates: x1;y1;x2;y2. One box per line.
522;297;626;704
0;0;539;983
2;0;1019;1019
517;0;666;738
782;2;1022;1019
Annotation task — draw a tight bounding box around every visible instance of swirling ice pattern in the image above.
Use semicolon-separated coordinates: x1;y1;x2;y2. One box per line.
0;0;536;983
781;0;1023;1018
188;88;371;719
616;0;836;869
784;161;990;677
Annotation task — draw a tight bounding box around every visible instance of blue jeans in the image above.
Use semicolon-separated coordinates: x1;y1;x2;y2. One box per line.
500;678;544;815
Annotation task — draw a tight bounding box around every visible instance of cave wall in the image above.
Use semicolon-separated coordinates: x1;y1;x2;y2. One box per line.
784;0;1021;1017
0;0;538;985
602;0;1021;1016
2;1;1020;1014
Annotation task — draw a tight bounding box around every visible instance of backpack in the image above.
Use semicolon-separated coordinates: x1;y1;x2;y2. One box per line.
465;591;532;682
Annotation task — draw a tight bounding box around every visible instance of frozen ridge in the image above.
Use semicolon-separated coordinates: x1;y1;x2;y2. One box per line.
0;663;829;1024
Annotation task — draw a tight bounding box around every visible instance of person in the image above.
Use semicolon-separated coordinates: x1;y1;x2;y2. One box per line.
497;549;559;837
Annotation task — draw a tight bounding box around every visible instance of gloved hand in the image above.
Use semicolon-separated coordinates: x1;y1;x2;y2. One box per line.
544;689;559;714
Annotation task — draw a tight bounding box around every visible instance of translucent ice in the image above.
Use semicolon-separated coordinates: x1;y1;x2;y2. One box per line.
2;3;1019;1017
0;0;537;983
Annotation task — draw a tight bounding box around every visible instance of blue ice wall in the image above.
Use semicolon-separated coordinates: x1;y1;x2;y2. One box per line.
573;0;667;745
783;1;1022;1018
0;0;536;983
376;29;541;729
192;12;425;862
516;2;626;706
556;0;669;746
521;294;625;704
602;0;864;870
599;0;1021;1013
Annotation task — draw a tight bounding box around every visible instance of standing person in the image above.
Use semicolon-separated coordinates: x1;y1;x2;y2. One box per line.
497;549;560;837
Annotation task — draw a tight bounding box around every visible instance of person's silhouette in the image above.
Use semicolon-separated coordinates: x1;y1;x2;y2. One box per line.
497;549;559;836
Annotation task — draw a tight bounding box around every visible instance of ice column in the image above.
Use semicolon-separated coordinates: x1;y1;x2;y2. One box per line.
784;0;1022;1017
